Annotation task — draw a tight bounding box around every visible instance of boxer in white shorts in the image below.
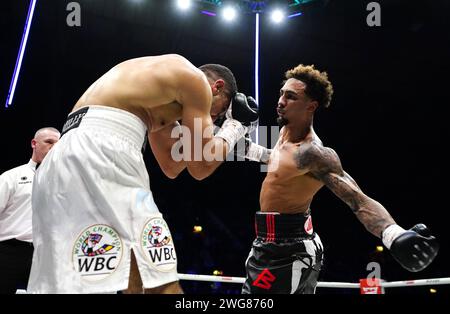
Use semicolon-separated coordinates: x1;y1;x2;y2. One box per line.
27;54;258;293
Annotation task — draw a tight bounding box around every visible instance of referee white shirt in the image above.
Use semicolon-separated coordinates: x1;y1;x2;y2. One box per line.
0;160;38;243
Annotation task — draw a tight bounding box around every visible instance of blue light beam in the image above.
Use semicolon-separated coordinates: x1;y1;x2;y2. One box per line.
5;0;37;108
254;12;260;144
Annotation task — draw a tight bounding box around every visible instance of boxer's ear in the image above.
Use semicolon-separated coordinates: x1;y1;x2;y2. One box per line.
212;79;225;95
307;100;318;113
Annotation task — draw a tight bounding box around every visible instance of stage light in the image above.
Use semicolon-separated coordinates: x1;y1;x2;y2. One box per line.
376;246;384;252
222;6;237;22
270;9;285;24
430;288;437;293
177;0;191;11
193;225;203;233
213;270;223;276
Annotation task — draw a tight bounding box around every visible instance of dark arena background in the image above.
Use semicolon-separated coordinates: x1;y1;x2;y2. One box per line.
1;0;449;295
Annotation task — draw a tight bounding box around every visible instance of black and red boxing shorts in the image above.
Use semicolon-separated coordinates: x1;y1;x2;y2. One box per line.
242;211;324;294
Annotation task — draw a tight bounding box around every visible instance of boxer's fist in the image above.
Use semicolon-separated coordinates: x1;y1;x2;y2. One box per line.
389;224;439;272
246;95;259;111
226;93;259;133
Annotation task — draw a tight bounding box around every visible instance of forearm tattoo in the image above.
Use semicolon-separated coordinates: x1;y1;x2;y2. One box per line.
296;145;395;237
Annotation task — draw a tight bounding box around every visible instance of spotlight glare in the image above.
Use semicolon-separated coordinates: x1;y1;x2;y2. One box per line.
376;246;384;252
222;6;237;22
271;9;285;24
177;0;191;11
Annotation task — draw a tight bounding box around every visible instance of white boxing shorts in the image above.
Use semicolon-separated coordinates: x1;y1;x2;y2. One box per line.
27;106;179;293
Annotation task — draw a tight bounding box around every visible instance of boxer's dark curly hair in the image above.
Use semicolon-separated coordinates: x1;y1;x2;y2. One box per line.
284;64;334;108
199;64;238;98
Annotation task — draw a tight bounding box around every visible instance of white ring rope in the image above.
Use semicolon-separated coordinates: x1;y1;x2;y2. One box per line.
380;277;450;288
16;275;450;293
178;273;245;284
178;274;450;289
178;274;359;288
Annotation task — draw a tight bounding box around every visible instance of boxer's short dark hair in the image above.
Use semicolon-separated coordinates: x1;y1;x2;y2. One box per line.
284;64;334;108
199;64;238;98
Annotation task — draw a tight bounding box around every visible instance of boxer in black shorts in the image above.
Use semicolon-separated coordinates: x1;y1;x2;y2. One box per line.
241;64;439;294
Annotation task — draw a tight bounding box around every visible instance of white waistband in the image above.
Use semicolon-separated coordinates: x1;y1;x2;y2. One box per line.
75;106;147;149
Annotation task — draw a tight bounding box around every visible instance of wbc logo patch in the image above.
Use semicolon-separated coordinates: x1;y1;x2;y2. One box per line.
141;217;177;271
72;224;122;281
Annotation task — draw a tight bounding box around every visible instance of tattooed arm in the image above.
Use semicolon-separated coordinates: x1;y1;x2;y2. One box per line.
295;143;439;271
296;143;395;238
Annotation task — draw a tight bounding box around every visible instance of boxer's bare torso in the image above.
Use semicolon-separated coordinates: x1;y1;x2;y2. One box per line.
260;128;324;214
73;54;206;133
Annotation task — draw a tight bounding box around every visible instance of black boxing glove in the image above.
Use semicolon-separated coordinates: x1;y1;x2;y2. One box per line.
246;94;259;111
225;93;259;133
382;223;439;272
215;93;259;151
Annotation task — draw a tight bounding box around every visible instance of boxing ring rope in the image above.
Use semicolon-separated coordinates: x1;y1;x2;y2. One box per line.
178;273;450;289
16;275;450;293
380;277;450;288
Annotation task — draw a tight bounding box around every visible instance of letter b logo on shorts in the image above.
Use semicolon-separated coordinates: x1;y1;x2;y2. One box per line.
253;268;276;290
